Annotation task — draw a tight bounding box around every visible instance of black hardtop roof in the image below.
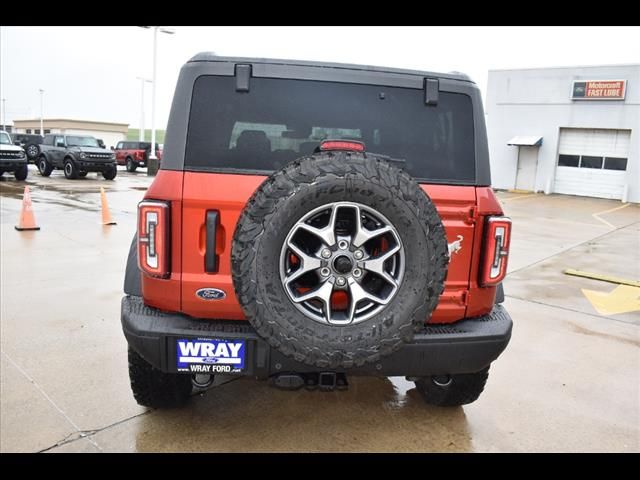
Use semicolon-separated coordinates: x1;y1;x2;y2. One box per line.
188;53;473;83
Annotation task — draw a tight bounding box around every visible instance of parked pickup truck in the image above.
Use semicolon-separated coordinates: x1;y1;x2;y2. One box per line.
114;140;163;172
36;134;117;180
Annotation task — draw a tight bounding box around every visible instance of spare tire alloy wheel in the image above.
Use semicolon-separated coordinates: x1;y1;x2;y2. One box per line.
232;152;449;369
280;202;404;325
26;144;39;160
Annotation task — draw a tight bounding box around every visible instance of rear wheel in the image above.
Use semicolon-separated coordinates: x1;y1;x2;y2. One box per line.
38;156;53;177
414;367;490;407
125;157;137;172
63;158;79;179
128;347;192;408
14;165;28;181
102;164;117;180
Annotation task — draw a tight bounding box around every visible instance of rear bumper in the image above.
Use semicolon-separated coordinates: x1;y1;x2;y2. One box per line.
121;295;513;378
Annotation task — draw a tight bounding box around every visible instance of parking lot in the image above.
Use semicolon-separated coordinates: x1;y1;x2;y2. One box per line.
1;165;638;453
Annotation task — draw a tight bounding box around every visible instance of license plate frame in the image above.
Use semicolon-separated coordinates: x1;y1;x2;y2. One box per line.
175;337;246;374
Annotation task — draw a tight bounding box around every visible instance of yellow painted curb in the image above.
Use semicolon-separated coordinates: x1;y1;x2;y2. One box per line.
564;269;640;288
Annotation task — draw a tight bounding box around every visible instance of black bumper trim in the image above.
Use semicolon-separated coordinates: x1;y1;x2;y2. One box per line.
121;295;512;378
0;161;28;170
77;161;116;171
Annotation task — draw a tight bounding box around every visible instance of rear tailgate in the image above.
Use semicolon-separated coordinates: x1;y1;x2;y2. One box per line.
179;172;476;323
423;185;476;323
180;171;264;319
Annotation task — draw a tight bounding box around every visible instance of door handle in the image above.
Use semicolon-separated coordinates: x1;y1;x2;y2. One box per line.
205;210;219;273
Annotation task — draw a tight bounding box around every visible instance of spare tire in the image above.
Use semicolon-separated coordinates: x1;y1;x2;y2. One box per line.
232;151;448;369
25;144;40;161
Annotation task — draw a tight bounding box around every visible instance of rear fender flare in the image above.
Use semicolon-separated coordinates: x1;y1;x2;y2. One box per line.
124;235;142;296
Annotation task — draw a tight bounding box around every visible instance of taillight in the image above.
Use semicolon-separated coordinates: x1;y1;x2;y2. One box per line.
320;140;365;152
480;216;512;287
138;200;170;278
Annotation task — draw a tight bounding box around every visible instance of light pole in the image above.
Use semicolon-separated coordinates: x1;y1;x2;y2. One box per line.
1;98;5;131
136;77;152;141
39;89;44;136
139;26;175;176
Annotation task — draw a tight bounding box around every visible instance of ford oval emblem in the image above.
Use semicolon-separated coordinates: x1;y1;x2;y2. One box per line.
196;288;226;300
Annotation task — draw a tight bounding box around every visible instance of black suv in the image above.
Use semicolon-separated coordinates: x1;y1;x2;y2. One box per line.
11;133;45;162
36;134;117;180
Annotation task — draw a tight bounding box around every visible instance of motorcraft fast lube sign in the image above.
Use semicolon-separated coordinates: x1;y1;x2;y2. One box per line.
572;80;626;100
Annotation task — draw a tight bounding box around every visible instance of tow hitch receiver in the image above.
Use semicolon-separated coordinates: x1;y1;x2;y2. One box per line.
271;372;349;391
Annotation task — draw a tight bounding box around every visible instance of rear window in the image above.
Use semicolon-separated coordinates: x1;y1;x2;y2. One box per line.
185;76;475;183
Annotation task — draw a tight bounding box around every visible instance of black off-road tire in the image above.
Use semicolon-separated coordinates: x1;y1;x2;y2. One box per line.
78;171;88;178
128;347;193;408
126;157;138;172
25;143;40;161
14;165;28;181
63;158;79;179
38;156;53;177
102;165;117;180
232;152;448;369
414;367;490;407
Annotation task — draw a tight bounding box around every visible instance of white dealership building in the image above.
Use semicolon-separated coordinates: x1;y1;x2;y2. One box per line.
11;118;129;149
486;64;639;202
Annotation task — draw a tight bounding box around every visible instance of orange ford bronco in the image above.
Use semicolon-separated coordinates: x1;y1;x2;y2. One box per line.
122;55;513;408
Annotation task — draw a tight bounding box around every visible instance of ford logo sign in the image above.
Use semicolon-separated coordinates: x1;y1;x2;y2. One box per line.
196;288;226;300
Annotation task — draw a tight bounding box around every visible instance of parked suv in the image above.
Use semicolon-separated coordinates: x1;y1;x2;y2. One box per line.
114;141;163;172
122;55;513;408
36;134;117;180
0;131;29;180
11;133;44;162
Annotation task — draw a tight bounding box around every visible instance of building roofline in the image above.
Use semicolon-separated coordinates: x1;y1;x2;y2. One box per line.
489;63;640;73
187;53;474;83
12;118;130;127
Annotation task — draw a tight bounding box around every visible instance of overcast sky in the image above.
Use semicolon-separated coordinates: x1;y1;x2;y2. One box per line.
1;26;639;130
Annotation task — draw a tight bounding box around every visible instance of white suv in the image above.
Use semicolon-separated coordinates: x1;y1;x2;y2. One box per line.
0;131;29;181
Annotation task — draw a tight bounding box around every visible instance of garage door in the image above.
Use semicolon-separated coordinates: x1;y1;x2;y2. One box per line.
554;128;631;200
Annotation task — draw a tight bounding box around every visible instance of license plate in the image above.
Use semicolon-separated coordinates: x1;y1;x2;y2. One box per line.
176;338;246;373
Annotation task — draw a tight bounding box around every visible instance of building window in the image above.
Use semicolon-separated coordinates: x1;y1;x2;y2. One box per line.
26;129;32;134
44;129;51;134
558;154;580;167
559;154;628;171
580;156;603;169
604;157;628;171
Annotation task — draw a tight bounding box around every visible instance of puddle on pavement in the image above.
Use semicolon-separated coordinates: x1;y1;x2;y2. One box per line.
386;376;415;409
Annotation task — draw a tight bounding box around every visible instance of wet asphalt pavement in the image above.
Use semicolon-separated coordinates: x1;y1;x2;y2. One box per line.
1;165;639;452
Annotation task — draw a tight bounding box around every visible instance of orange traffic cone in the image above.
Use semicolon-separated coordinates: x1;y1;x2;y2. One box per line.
101;187;116;225
15;186;40;231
